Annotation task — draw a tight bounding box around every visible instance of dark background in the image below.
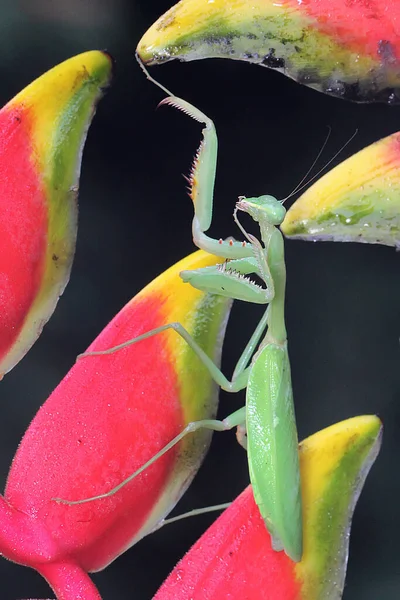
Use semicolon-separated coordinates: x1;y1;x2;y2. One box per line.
0;1;399;598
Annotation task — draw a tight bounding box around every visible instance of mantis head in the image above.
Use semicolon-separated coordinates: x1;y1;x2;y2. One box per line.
237;195;286;226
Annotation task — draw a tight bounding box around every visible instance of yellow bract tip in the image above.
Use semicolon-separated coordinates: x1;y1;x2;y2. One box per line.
137;0;268;63
297;415;382;598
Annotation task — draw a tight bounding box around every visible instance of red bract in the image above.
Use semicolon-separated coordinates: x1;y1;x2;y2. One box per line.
0;250;231;599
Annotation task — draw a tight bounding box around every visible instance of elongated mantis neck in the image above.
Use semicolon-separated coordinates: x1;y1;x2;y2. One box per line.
233;206;287;346
261;223;287;346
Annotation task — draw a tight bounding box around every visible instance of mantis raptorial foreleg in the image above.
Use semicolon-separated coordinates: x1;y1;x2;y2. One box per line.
160;97;254;261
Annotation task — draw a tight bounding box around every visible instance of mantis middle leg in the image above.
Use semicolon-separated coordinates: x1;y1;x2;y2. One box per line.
78;301;270;394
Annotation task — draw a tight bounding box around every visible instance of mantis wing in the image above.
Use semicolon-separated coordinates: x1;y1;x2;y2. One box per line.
247;343;302;562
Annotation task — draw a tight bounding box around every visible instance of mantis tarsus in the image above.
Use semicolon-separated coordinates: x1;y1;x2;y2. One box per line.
57;82;303;562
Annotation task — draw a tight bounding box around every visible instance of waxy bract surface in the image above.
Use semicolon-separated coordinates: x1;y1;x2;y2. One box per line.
138;0;400;103
0;51;112;377
0;250;231;597
154;415;382;600
281;130;400;247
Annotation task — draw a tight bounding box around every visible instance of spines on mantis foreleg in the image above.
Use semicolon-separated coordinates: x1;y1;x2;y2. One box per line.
246;343;302;562
137;55;217;235
139;57;252;259
160;96;217;234
180;258;272;304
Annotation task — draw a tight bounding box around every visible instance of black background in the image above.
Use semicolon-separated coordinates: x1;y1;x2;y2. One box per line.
0;1;399;598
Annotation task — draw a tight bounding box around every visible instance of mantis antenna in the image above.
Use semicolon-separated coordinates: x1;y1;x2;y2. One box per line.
282;128;358;202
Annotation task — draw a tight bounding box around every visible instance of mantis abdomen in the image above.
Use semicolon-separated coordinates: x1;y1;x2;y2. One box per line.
247;343;302;562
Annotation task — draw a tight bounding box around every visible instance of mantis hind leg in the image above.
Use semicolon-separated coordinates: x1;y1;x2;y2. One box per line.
54;407;246;505
159;502;232;529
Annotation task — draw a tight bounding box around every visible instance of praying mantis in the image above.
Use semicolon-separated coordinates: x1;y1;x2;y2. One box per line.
59;78;303;563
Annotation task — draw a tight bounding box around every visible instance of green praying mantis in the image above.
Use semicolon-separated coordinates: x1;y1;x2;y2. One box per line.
59;73;303;563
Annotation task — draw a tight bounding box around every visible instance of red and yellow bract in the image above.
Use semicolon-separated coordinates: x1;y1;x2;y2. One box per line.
282;129;400;247
0;51;112;377
154;415;382;600
138;0;400;103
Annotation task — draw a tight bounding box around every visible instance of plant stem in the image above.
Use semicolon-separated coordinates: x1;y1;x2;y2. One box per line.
36;562;102;600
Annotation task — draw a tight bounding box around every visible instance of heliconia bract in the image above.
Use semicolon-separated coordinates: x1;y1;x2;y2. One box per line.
281;130;400;247
137;0;400;103
154;415;382;600
0;51;112;378
0;250;231;600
